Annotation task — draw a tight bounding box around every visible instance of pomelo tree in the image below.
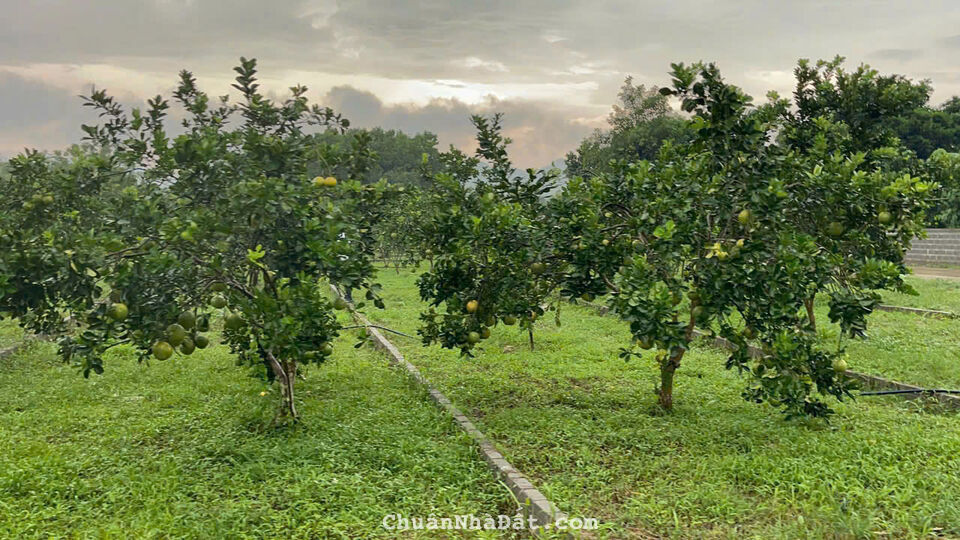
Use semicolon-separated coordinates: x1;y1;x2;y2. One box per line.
783;57;934;328
374;183;430;269
552;61;933;416
0;58;391;421
416;114;560;354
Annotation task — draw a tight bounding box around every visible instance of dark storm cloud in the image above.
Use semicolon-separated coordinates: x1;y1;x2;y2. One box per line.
938;35;960;48
0;1;327;65
2;0;960;165
0;72;79;129
6;1;956;84
323;86;592;167
871;49;924;62
0;72;98;157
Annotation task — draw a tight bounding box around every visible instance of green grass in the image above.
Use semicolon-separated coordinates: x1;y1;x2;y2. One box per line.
578;274;960;390
806;279;960;389
879;276;960;313
367;268;960;538
0;318;23;350
0;330;515;538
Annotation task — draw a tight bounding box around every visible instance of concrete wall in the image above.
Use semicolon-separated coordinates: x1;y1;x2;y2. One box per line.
906;229;960;266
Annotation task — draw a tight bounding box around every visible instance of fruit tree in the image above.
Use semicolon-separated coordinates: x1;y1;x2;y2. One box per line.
552;61;933;416
0;58;391;421
416;114;561;354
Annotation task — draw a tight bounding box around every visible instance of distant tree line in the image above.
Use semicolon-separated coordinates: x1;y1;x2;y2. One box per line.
309;127;442;187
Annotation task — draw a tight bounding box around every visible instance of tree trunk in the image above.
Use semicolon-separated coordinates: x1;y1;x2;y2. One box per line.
805;296;816;332
659;355;680;409
528;328;535;351
658;302;698;410
264;350;298;420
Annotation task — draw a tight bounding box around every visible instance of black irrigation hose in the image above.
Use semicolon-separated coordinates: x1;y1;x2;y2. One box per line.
341;324;418;339
859;389;960;396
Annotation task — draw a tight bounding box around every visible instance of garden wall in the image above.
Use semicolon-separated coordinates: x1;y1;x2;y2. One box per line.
906;229;960;266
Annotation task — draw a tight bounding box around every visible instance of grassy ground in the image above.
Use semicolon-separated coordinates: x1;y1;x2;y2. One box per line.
565;273;960;390
0;318;23;350
809;295;960;390
368;268;960;538
880;275;960;313
0;328;515;538
800;275;960;389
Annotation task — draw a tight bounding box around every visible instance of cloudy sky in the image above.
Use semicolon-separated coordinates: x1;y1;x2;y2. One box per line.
2;0;960;166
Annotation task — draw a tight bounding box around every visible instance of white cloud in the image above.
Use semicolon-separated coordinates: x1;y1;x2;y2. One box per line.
461;57;509;73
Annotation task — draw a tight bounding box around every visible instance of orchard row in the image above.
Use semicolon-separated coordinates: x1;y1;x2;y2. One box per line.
0;57;939;420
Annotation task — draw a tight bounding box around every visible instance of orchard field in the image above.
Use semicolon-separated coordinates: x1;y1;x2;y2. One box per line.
3;55;960;539
2;269;960;537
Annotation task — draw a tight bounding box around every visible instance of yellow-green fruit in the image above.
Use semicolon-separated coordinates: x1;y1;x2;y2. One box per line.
738;209;752;225
581;293;595;302
166;324;187;346
180;229;195;242
638;338;653;350
194;334;210;349
196;316;210;332
833;358;848;372
42;195;54;205
743;327;757;339
466;300;479;314
530;262;546;275
107;303;128;321
210;294;227;309
333;298;348;310
484;316;496;327
177;311;196;330
826;221;845;237
152;341;174;360
602;239;610;246
180;338;196;355
480;327;491;339
224;313;243;331
467;331;481;344
503;315;518;326
691;306;705;319
210;282;227;292
878;211;893;225
320;342;334;356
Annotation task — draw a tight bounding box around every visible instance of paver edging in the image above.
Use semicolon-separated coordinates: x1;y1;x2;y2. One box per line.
330;285;571;534
0;334;45;361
